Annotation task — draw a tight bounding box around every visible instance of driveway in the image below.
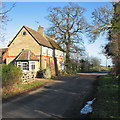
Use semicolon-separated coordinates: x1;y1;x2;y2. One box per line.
2;72;107;118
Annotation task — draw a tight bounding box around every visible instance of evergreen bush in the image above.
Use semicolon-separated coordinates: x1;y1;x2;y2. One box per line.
36;68;45;78
61;70;67;75
2;64;22;88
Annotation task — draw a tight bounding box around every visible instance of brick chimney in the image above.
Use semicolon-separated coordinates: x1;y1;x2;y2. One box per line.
37;25;44;36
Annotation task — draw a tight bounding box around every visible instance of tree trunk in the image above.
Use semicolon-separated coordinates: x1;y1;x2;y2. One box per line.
66;33;71;63
66;42;70;63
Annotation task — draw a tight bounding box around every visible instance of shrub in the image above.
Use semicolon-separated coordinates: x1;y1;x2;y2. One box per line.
58;70;67;75
36;68;45;78
2;64;23;88
0;64;2;86
61;70;67;75
43;68;51;79
36;68;51;79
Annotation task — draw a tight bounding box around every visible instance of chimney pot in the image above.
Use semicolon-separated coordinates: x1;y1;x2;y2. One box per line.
38;25;44;36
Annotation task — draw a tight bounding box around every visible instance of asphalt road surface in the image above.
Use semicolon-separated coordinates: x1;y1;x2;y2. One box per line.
2;72;107;119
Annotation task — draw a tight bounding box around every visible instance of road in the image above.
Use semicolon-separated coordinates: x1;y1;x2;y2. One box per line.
2;72;107;118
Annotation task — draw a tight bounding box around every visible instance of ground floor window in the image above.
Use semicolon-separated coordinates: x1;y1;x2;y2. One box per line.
17;61;38;71
59;63;61;70
22;62;29;70
62;62;64;70
17;62;28;70
17;62;21;68
31;62;35;70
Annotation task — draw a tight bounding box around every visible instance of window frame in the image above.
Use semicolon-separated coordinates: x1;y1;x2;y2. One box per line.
31;61;36;70
22;62;29;70
17;62;21;68
22;31;26;36
17;61;29;71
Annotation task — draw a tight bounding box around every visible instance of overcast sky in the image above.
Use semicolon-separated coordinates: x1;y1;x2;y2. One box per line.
1;2;113;66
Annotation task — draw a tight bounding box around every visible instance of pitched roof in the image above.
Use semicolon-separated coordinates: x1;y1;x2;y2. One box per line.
45;35;64;51
8;25;64;51
24;26;53;48
16;50;39;61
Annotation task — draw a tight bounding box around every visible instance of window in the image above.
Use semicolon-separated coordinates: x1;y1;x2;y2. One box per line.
17;62;21;68
60;51;61;57
56;50;58;56
42;46;47;55
22;31;26;36
62;52;64;57
62;62;64;70
48;49;53;57
17;62;29;70
46;49;48;55
59;63;61;70
31;62;35;70
22;62;28;70
51;50;53;56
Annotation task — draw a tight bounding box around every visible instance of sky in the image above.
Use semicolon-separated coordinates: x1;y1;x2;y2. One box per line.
1;2;113;66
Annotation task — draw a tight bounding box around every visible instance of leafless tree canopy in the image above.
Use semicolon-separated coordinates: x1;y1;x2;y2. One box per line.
0;2;15;24
47;3;87;62
86;5;113;43
86;2;120;79
0;2;15;43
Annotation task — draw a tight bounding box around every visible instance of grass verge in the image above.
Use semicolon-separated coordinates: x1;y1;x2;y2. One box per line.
90;75;119;119
2;80;45;99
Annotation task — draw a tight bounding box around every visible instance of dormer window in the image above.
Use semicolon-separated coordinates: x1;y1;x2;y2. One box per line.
22;31;26;36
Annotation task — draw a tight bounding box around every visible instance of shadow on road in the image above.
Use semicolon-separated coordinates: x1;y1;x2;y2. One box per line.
2;72;107;118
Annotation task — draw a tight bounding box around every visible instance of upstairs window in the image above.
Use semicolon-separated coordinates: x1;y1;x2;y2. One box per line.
22;31;26;36
56;50;58;56
60;51;62;57
42;46;47;55
46;49;48;55
61;52;64;57
48;49;53;57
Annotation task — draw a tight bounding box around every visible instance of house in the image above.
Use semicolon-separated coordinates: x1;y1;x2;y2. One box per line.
0;48;8;64
2;25;65;76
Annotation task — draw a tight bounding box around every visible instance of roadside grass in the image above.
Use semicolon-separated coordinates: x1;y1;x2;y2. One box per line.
91;75;119;119
0;64;2;86
2;80;45;99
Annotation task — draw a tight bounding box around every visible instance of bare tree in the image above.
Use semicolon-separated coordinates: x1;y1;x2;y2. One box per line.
0;2;15;24
86;4;113;42
86;2;120;79
0;2;15;43
46;3;87;64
